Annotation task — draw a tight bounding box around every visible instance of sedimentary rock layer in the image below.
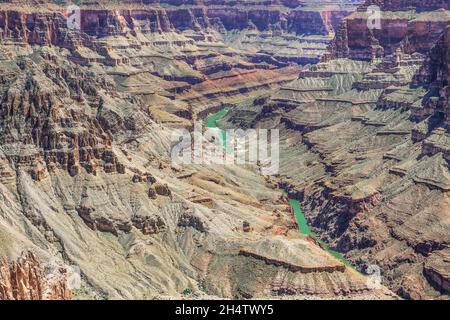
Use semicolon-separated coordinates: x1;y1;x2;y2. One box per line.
325;0;450;61
0;0;396;300
224;0;450;300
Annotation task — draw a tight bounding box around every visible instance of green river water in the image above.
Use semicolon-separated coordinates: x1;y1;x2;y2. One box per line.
205;109;352;268
204;108;229;148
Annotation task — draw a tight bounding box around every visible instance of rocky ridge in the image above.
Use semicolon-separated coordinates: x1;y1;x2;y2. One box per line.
223;0;450;299
0;0;398;300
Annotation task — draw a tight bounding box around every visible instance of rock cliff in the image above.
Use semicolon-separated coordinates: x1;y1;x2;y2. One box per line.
224;0;450;299
324;0;449;61
0;251;71;300
0;0;398;300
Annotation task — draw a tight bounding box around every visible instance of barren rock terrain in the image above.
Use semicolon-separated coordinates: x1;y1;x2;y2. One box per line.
1;0;448;301
222;0;450;299
0;0;402;300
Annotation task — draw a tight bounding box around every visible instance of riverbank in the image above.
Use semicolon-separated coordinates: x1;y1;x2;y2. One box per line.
204;109;354;268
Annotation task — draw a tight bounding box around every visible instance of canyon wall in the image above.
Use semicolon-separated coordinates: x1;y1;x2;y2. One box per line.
0;0;359;43
325;0;449;61
224;0;450;299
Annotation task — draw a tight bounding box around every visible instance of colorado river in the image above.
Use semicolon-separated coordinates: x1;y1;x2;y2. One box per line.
204;108;229;148
283;192;350;267
205;109;352;267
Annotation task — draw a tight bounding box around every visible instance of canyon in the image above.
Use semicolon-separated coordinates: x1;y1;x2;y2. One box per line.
0;0;448;300
221;0;450;299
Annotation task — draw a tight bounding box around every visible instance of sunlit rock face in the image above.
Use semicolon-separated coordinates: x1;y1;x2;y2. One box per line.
223;0;450;300
0;0;401;301
324;0;450;61
0;252;72;300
